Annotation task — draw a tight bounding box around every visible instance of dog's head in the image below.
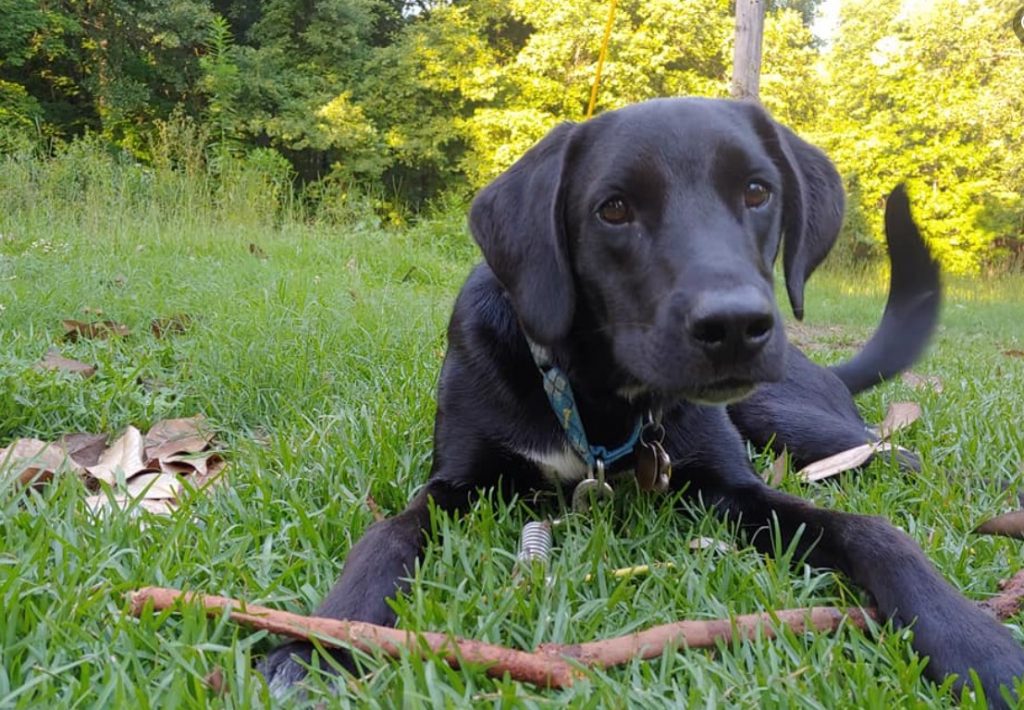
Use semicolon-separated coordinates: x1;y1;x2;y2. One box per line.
469;98;844;405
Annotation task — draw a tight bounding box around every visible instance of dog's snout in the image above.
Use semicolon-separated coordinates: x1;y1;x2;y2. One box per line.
688;287;775;363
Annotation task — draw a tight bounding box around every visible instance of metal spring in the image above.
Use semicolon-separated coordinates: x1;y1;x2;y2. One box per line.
516;521;553;564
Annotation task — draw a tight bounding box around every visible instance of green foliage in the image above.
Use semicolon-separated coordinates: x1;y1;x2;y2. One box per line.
767;0;827;27
0;0;1020;268
453;0;732;185
316;92;386;182
819;0;1024;273
0;81;40;154
0;0;89;138
199;14;243;154
759;8;823;130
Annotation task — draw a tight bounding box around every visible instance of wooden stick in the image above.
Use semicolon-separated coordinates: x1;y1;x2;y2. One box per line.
129;570;1024;689
538;606;877;669
980;568;1024;620
129;587;577;687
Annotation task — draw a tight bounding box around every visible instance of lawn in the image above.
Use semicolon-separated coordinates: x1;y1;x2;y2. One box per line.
1;152;1023;709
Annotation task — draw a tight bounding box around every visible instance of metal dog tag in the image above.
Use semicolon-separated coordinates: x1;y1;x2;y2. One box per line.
652;440;672;493
634;441;659;492
636;416;672;493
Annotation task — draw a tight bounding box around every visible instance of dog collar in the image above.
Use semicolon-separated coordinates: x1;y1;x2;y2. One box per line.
527;337;673;508
526;339;643;471
540;365;644;470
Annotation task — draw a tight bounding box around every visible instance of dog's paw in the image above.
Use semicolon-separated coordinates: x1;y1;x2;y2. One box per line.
960;639;1024;709
258;641;353;698
887;445;920;473
915;609;1024;708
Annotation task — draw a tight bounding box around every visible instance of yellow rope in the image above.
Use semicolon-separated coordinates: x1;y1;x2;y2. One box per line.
586;0;618;119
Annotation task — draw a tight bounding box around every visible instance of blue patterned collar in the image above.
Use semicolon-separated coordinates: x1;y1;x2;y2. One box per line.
527;340;644;471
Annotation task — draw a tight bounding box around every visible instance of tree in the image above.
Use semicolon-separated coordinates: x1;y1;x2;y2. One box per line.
820;0;1024;272
731;0;766;99
455;0;732;185
758;8;823;130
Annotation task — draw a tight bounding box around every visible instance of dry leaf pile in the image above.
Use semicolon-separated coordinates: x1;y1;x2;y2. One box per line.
0;415;224;516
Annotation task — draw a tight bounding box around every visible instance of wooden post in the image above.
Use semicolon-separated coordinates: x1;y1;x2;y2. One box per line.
731;0;766;100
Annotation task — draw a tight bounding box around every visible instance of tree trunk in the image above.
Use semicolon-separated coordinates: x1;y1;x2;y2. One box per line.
731;0;766;101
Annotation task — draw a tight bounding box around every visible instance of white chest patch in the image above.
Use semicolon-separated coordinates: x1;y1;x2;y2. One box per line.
519;445;590;485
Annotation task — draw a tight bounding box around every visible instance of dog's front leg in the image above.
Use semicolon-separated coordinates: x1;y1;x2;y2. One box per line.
259;477;477;692
670;405;1024;707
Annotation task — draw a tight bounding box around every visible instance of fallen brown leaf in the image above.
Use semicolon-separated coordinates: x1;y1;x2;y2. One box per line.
0;438;84;485
57;432;109;468
160;450;219;477
84;494;176;516
767;451;789;487
1003;349;1024;359
86;426;152;485
6;415;224;514
62;319;130;341
145;416;214;462
124;472;182;499
974;511;1024;540
35;348;97;378
366;493;385;522
901;371;944;393
158;459;199;476
204;667;226;695
798;442;893;482
879;402;922;439
151;314;193;338
190;456;227;490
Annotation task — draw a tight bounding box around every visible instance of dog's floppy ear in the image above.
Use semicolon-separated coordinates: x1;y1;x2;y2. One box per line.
469;122;576;345
759;117;845;320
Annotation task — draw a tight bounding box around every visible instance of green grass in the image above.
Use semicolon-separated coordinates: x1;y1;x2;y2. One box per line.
1;152;1024;709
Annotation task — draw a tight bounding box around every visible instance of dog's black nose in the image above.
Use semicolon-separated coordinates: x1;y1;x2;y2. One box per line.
688;288;775;363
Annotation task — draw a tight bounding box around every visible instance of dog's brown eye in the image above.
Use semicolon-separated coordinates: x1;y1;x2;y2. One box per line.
597;198;633;225
743;181;771;209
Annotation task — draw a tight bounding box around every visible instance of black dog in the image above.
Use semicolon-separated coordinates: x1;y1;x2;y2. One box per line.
262;98;1024;704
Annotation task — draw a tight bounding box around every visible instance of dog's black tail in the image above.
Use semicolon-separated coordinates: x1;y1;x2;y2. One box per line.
829;185;942;395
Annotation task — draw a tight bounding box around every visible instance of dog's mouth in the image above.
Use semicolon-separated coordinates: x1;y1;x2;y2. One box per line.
615;378;757;407
685;379;758;405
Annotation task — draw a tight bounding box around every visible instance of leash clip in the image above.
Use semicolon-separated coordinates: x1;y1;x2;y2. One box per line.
572;458;614;513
